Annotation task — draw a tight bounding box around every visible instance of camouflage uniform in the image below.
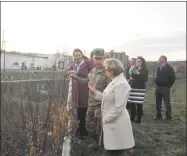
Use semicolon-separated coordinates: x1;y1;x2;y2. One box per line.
85;49;110;148
86;67;109;132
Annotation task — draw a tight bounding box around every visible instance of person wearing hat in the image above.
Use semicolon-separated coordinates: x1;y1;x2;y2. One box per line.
85;48;110;148
70;48;110;148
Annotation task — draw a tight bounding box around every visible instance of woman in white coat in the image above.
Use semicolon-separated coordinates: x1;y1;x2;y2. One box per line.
88;58;135;156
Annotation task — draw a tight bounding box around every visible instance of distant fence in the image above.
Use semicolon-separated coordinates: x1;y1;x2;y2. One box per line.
1;79;69;101
1;70;65;81
1;71;185;96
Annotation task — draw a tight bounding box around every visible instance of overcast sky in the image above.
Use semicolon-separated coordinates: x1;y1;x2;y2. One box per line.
1;2;186;60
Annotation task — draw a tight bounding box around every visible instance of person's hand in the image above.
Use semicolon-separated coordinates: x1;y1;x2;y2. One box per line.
88;82;96;92
69;73;77;79
70;70;76;74
66;70;76;75
135;69;140;74
130;76;133;80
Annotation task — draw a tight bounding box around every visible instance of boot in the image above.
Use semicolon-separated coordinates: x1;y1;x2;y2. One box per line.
88;133;100;149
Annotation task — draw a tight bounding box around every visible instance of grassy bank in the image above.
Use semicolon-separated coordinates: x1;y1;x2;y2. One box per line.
133;79;186;156
73;79;186;156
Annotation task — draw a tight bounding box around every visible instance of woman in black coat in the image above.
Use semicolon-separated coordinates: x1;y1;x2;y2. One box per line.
130;56;148;124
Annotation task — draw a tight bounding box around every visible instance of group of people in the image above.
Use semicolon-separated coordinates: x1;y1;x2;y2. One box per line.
65;48;176;156
126;55;176;121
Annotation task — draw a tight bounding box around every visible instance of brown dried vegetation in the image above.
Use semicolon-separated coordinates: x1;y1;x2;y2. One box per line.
1;72;69;156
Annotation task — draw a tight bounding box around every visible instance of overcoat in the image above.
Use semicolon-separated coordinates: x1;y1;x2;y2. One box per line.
67;59;94;108
94;73;135;150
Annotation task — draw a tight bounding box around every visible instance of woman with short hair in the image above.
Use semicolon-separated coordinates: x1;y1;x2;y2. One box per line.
88;58;135;156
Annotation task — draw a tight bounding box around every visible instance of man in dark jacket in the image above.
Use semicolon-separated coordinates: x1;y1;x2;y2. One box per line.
154;55;176;120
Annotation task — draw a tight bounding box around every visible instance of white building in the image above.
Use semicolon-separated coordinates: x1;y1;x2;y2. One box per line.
0;50;73;70
1;51;49;70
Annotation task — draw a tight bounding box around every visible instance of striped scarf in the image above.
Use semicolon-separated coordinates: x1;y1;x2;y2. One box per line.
75;60;85;74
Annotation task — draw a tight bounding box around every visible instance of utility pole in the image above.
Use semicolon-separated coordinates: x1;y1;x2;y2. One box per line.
2;30;7;72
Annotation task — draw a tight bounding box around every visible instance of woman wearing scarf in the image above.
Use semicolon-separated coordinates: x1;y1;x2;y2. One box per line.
66;48;94;138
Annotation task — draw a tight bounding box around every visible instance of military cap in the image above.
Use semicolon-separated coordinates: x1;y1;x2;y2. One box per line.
93;48;105;58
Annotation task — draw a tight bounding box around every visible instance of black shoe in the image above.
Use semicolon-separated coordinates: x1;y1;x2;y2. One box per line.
135;120;142;124
165;116;172;120
131;117;135;122
80;129;88;137
79;136;87;140
154;116;162;120
87;136;100;149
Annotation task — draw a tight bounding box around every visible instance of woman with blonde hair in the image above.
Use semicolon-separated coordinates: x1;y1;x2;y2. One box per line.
88;58;135;156
66;48;94;138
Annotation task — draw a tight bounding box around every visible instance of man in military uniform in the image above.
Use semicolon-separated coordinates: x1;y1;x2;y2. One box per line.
69;48;110;147
86;48;110;149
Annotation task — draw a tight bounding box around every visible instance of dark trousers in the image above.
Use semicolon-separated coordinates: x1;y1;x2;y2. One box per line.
155;86;171;118
126;80;132;110
105;150;125;156
126;103;130;110
130;103;143;121
77;108;88;137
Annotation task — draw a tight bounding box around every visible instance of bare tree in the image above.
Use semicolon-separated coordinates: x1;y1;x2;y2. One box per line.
52;49;68;70
1;66;70;156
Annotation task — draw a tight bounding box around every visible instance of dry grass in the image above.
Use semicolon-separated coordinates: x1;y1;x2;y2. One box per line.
72;79;186;156
133;79;186;156
1;78;186;156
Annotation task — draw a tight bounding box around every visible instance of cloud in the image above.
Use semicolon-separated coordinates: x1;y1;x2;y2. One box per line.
113;31;186;61
1;2;186;59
